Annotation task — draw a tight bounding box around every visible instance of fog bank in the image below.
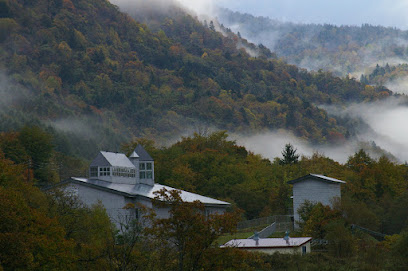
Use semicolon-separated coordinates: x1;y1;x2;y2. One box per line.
236;97;408;164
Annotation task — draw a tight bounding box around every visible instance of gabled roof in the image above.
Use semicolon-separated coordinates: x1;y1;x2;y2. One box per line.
222;237;312;249
287;174;346;185
64;178;230;207
133;145;153;161
90;151;135;168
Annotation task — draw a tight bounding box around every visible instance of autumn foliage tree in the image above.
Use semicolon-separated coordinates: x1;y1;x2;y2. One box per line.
148;188;241;271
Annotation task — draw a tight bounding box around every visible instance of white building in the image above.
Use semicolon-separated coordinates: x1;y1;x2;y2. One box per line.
288;174;346;229
57;145;230;227
222;237;312;255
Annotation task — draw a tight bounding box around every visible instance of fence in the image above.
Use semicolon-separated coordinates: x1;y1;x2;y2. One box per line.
237;215;293;230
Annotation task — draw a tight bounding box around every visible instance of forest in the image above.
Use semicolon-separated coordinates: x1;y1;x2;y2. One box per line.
0;127;407;270
0;0;391;157
218;8;408;77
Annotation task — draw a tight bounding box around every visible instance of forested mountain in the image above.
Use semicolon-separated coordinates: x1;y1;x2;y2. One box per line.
217;8;408;76
0;0;392;159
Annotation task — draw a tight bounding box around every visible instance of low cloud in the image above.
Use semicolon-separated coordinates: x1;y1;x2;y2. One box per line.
323;97;408;162
384;75;408;95
47;117;100;140
234;130;362;164
0;72;27;112
234;97;408;164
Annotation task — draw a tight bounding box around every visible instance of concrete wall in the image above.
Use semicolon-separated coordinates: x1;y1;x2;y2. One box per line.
66;183;131;228
293;179;341;228
244;242;311;255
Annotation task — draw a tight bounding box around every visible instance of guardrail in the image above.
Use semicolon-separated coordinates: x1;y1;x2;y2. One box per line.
237;215;293;230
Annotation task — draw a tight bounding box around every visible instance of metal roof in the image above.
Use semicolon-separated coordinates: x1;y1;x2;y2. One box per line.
287;174;346;185
69;177;230;206
90;151;136;168
221;237;312;249
133;145;154;161
129;151;139;158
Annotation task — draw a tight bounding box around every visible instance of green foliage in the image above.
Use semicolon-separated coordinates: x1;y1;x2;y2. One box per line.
279;143;299;165
0;127;408;269
296;200;317;229
324;219;355;258
303;203;343;239
0;0;389;147
19;125;54;184
147;188;241;271
0;155;74;270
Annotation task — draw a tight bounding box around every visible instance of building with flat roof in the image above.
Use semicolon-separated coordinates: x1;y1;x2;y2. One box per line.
288;174;346;229
222;237;312;255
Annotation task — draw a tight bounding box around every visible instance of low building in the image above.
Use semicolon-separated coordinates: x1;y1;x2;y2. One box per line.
288;174;346;228
222;237;312;255
55;145;230;227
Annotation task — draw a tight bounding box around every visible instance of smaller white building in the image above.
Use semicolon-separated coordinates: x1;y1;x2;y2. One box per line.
288;174;346;229
222;237;312;255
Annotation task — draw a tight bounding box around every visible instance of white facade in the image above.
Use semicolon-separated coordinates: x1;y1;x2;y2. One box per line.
288;174;345;228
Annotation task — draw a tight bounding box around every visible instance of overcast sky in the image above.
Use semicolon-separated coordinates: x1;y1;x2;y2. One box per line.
179;0;408;29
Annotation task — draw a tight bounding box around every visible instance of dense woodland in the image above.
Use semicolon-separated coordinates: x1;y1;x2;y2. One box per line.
0;127;408;270
218;8;408;77
360;63;408;90
0;0;391;155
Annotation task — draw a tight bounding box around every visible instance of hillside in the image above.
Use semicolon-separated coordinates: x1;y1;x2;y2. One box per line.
1;127;408;269
360;63;408;94
217;8;408;77
0;0;393;158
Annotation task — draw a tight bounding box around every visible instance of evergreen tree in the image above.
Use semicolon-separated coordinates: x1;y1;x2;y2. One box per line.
279;143;299;165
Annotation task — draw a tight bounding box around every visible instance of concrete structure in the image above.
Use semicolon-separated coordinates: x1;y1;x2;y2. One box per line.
288;174;346;229
56;145;230;228
222;237;312;255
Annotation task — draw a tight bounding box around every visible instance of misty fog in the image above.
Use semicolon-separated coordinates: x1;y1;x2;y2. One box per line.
107;0;408;165
236;97;408;164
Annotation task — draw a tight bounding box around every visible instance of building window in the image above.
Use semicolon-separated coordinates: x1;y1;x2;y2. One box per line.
112;167;136;178
99;167;111;176
139;163;145;170
302;245;307;255
139;171;146;179
139;162;153;179
90;167;98;177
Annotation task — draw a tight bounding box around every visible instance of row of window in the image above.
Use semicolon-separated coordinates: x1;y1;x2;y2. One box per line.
112;167;136;178
139;162;152;170
90;165;152;179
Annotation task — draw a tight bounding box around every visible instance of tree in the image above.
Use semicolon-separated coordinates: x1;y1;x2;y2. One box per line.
303;203;342;239
209;21;215;31
296;200;317;229
18;126;54;185
0;155;74;270
148;188;240;271
279;143;299;165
